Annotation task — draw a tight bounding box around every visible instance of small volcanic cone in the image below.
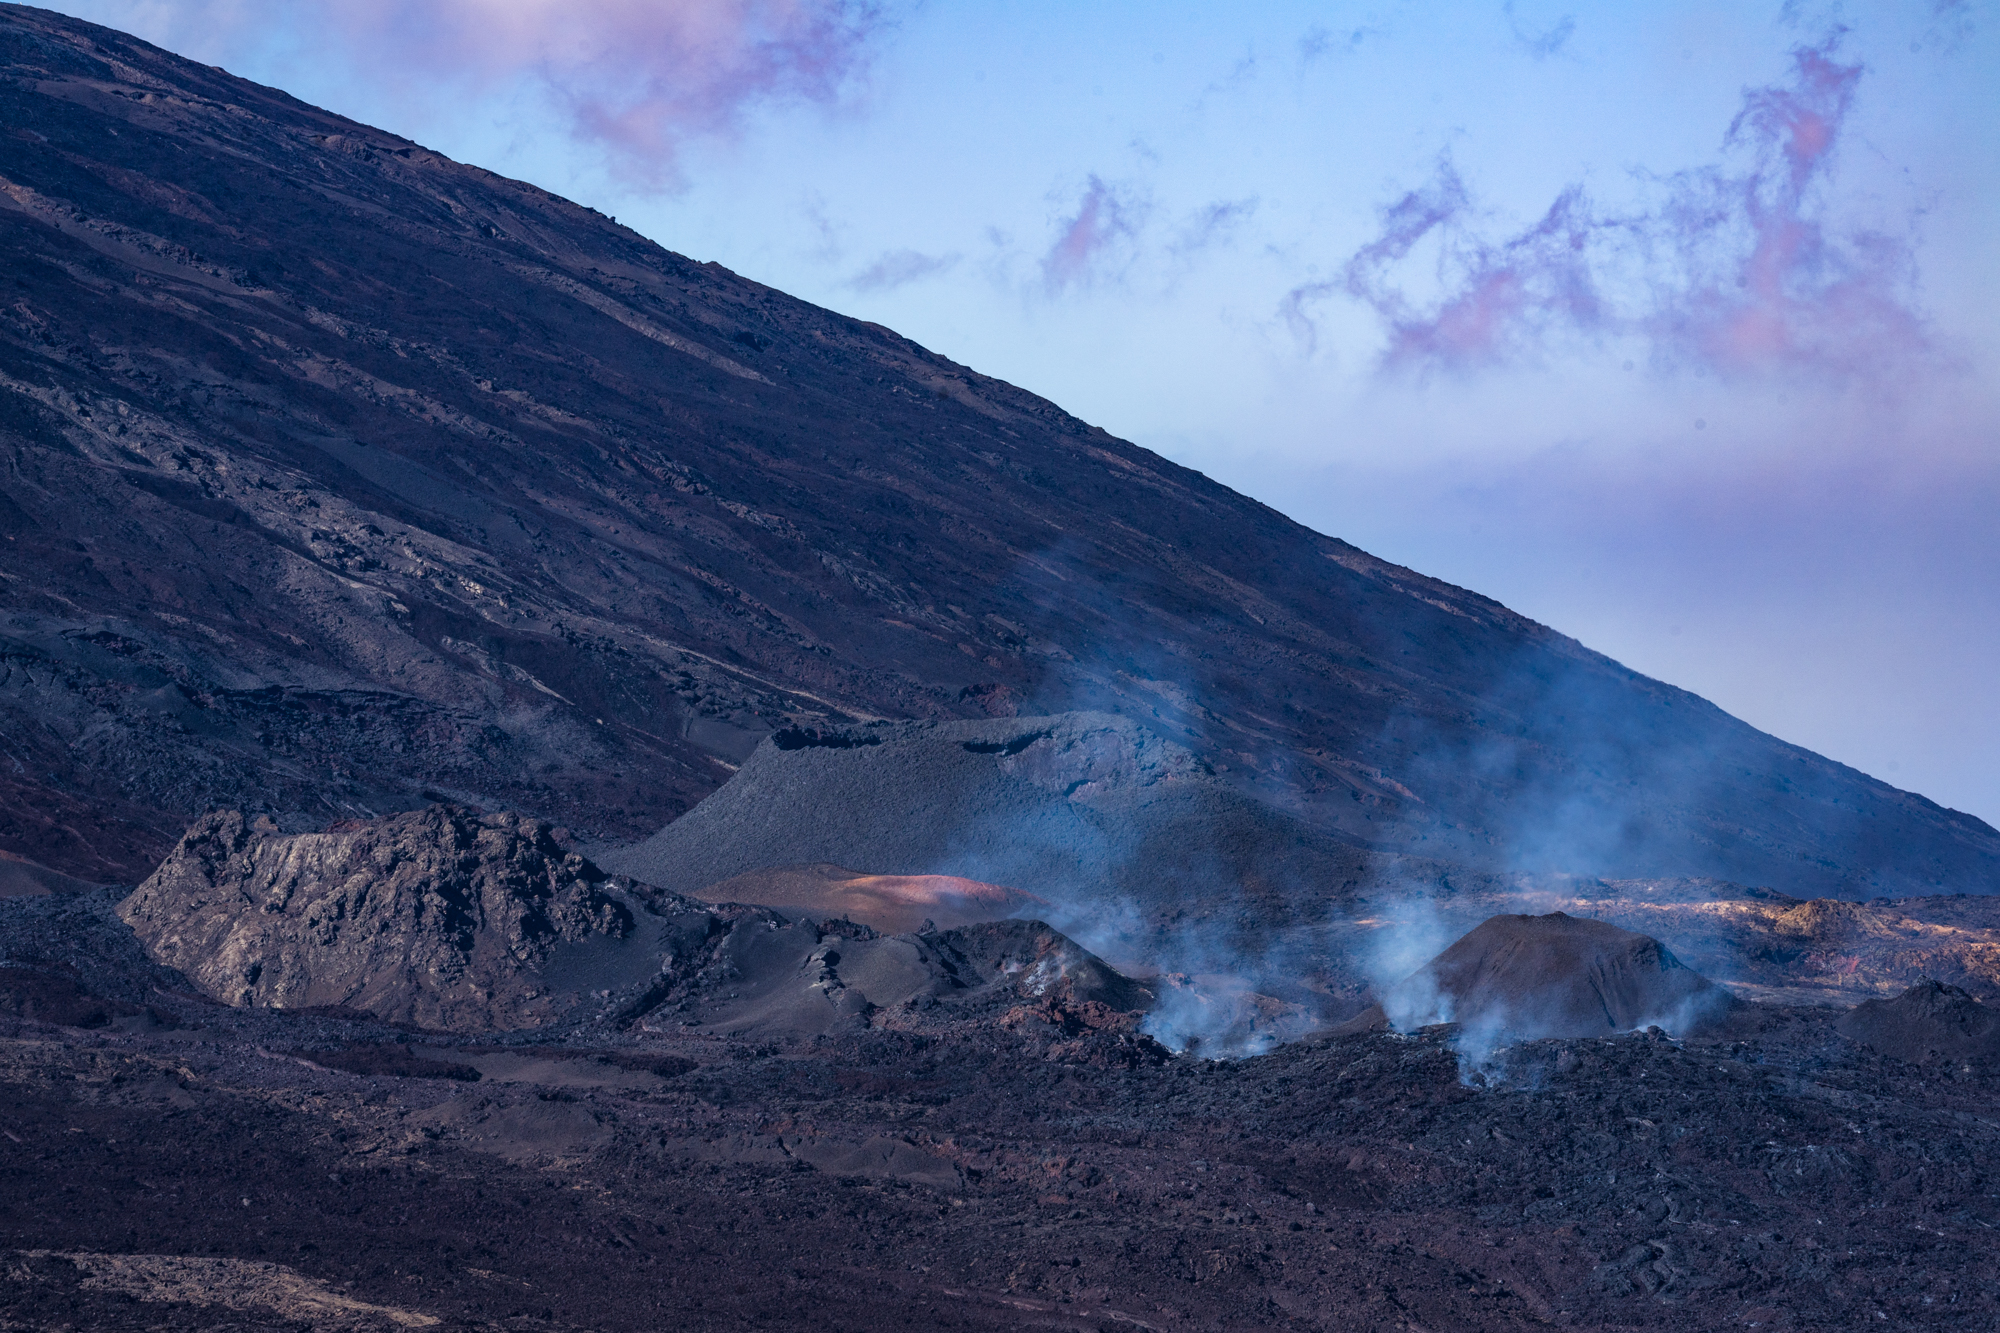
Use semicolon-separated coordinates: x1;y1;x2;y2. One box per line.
1838;979;2000;1063
1342;912;1735;1042
695;863;1045;934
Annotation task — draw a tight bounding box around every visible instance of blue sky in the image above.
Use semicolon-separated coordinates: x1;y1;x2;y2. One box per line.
55;0;2000;825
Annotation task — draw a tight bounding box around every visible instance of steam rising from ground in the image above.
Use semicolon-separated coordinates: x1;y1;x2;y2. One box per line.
1350;908;1739;1079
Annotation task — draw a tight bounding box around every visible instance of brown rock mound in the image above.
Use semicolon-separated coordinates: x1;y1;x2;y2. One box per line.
694;863;1045;934
119;807;721;1031
1342;912;1735;1042
1837;979;2000;1063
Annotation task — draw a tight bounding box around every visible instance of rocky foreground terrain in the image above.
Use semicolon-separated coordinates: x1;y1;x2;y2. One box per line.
3;806;1998;1331
4;917;1999;1331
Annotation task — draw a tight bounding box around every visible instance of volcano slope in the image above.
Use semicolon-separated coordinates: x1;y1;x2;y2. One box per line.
4;833;2000;1332
1;4;1995;897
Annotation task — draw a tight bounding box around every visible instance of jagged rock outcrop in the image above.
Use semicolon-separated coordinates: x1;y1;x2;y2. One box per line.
119;806;721;1031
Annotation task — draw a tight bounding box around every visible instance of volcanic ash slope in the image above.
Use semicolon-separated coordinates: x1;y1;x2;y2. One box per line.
1345;911;1738;1042
599;712;1378;921
120;806;722;1031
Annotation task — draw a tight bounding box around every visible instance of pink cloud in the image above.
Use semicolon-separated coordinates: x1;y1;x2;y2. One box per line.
1301;39;1929;380
113;0;886;185
1644;42;1925;376
1333;163;1601;369
370;0;882;178
1041;175;1141;293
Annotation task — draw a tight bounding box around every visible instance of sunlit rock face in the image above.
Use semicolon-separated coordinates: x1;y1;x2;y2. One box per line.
1343;912;1737;1044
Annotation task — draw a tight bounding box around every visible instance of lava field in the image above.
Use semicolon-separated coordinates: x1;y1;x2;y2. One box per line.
5;804;2000;1331
4;949;1997;1331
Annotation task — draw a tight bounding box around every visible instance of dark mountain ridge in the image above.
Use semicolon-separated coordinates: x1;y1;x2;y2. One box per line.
1;4;1994;895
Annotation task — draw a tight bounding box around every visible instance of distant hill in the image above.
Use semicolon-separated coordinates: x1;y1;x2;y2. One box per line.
1;4;1994;895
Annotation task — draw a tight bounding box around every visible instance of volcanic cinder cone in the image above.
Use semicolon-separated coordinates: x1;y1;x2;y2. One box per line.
1838;979;2000;1063
1343;912;1735;1043
598;713;1376;924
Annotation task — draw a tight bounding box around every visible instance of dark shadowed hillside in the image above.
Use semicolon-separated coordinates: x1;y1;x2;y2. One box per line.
1;4;1994;895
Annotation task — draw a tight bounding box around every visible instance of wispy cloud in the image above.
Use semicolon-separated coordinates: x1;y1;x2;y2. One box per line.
1298;22;1379;64
1040;175;1143;293
1191;51;1260;110
1294;38;1929;380
1171;198;1258;257
88;0;889;186
1914;0;1978;53
1335;163;1603;369
1643;41;1923;375
1504;3;1577;60
848;248;959;292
